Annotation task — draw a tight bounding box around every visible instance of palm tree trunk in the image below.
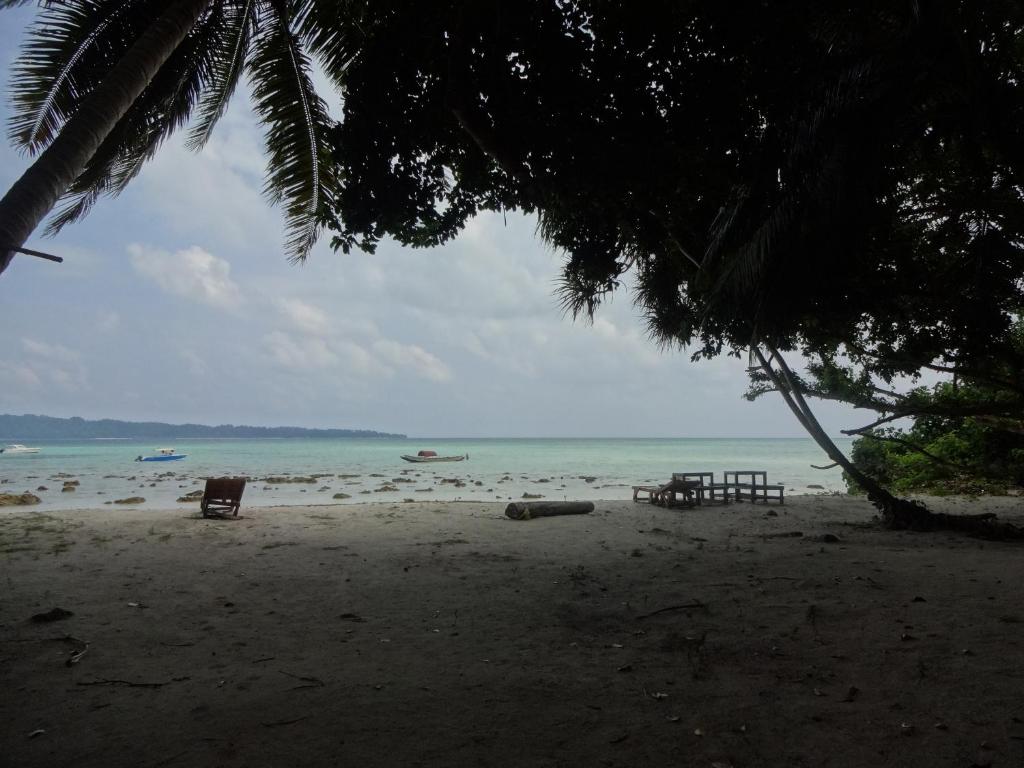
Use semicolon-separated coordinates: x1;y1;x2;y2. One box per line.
753;344;933;528
0;0;212;275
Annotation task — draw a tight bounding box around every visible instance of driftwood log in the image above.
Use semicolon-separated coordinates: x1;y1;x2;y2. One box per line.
505;501;595;520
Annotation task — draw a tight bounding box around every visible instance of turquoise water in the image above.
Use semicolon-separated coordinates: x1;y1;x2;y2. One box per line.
0;437;852;511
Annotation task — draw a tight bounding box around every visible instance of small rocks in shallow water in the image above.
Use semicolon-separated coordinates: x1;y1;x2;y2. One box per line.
332;493;351;500
522;492;544;499
113;497;146;504
262;476;316;484
36;485;48;491
0;492;41;506
821;533;841;543
177;490;204;503
807;484;825;489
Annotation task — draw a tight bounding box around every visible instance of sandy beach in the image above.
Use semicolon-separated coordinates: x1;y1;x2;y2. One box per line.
2;494;1023;767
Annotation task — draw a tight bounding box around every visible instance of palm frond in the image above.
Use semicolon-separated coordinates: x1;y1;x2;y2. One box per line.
185;0;259;150
7;0;150;153
294;0;367;89
45;3;228;234
249;1;337;261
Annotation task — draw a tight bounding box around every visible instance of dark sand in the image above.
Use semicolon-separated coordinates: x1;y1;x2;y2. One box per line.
1;495;1022;767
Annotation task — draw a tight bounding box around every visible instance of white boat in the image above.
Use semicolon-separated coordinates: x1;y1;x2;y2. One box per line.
1;444;41;455
400;450;468;463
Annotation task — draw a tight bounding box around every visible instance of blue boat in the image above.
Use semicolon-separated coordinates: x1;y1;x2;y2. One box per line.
135;448;187;462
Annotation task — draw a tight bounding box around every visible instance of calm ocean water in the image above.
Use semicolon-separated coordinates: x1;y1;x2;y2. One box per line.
0;437;853;511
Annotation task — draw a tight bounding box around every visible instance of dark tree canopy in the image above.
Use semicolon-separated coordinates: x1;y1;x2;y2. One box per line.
325;0;1024;377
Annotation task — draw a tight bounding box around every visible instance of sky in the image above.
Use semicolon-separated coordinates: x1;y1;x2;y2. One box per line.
0;8;863;438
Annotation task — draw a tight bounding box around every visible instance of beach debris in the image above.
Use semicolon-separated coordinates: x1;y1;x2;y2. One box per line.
645;688;669;700
0;492;41;506
505;501;593;520
608;732;629;744
30;607;73;623
66;643;89;667
635;601;708;620
764;531;804;538
279;670;325;690
912;596;927;602
261;716;309;728
820;533;841;543
665;715;680;723
842;686;860;702
77;677;189;688
338;613;366;622
28;729;46;739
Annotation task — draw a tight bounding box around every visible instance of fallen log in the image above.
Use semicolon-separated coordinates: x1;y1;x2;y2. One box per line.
505;501;595;520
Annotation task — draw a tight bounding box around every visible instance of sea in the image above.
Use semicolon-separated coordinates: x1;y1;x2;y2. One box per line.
0;437;853;511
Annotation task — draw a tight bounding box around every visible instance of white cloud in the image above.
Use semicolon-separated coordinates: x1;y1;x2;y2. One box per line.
179;348;207;378
373;340;452;382
263;331;340;370
129;244;242;309
18;338;89;391
276;297;329;335
95;310;120;332
22;338;79;363
0;362;40;388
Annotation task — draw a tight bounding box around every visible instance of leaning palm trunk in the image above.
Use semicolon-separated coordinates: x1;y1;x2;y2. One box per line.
755;344;1023;538
0;0;211;275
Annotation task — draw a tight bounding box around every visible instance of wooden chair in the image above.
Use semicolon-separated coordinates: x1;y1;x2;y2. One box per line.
201;477;247;518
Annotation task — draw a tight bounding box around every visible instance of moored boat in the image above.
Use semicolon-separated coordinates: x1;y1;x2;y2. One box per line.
135;448;187;462
1;444;41;455
400;450;468;463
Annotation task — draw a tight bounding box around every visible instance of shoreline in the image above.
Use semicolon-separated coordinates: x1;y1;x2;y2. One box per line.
2;495;1023;767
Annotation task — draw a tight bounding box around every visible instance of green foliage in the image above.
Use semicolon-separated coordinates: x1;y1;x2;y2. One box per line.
847;412;1024;496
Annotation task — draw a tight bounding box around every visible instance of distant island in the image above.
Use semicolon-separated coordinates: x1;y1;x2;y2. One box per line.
0;414;405;440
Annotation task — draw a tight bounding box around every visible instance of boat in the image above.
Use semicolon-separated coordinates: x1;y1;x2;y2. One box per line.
135;448;188;462
400;450;468;463
1;444;41;455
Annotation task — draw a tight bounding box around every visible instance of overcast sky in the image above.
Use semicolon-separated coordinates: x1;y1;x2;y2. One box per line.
0;9;862;438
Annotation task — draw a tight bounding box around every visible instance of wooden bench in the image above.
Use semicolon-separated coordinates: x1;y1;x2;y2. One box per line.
723;470;784;504
672;472;732;505
633;479;700;508
633;485;661;503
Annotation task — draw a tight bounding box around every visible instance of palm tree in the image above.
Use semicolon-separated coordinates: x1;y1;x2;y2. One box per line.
0;0;355;275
